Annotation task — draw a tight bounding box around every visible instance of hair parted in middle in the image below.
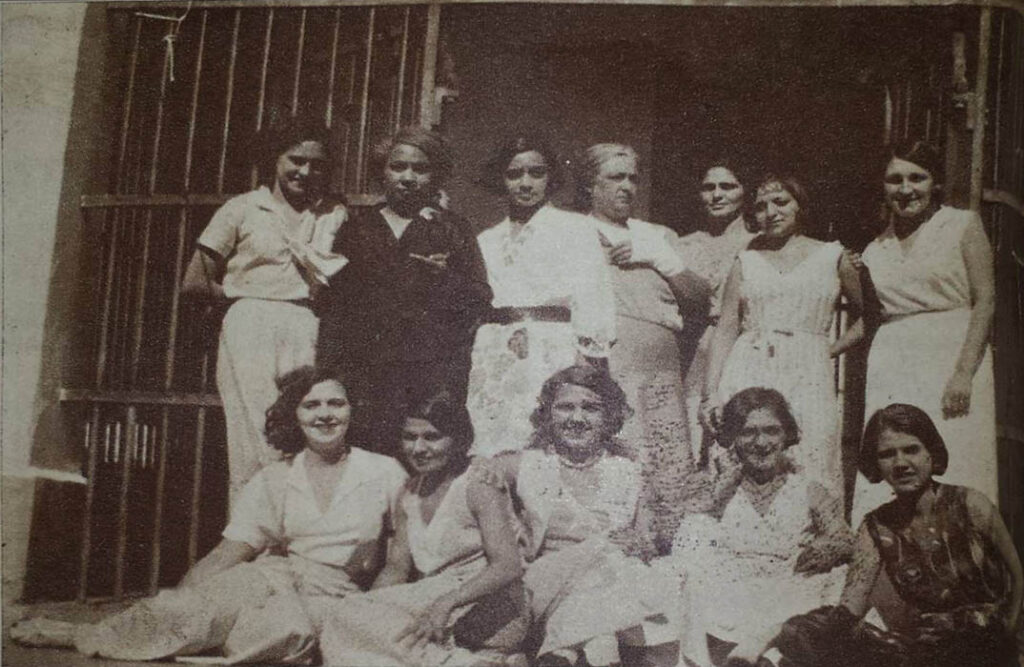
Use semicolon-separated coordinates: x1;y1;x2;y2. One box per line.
751;173;812;230
402;390;475;473
479;134;565;195
572;143;639;212
527;365;633;454
265;365;348;456
717;387;801;450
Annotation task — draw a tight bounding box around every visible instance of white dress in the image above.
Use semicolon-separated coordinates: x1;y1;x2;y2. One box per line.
671;474;845;666
716;242;845;494
853;206;997;522
468;204;616;456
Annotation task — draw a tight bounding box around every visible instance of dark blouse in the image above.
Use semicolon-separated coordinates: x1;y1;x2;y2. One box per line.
317;204;492;369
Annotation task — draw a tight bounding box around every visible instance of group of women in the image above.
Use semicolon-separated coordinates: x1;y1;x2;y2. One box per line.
11;117;1021;667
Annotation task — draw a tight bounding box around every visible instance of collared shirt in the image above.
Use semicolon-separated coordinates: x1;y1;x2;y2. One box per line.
198;186;347;301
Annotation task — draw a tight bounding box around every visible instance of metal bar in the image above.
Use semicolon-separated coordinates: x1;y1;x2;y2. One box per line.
61;387;222;407
418;3;441;128
394;6;411;131
256;8;275;133
113;406;138;600
77;405;102;602
970;7;992;213
218;9;242;196
292;8;307;116
991;10;1006;188
187;407;207;566
355;7;376;192
325;8;342;128
149;409;170;594
81;192;385;209
94;213;120;390
116;18;144;194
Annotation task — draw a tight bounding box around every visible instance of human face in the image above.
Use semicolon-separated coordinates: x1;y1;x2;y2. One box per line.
876;429;934;495
754;181;801;239
504;151;550;209
401;417;457;475
733;408;788;480
296;380;351;459
275;140;329;204
549;384;609;455
883;157;935;220
384;143;433;212
589;155;638;224
700;167;745;222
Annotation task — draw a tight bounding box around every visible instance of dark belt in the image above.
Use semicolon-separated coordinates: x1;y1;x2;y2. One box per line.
483;306;571;325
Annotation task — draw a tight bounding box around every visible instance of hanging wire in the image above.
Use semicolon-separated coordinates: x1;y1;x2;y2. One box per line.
134;1;192;83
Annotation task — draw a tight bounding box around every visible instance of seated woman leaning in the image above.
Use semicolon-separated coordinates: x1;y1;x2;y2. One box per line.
476;364;680;667
10;365;408;664
318;391;529;667
671;387;854;667
768;403;1023;667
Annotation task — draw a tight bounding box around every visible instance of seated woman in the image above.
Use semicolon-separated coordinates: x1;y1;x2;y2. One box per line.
318;392;529;667
770;403;1023;667
670;387;853;667
10;366;408;664
477;365;679;667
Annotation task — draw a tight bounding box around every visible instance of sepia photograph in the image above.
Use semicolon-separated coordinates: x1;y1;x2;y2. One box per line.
2;0;1023;665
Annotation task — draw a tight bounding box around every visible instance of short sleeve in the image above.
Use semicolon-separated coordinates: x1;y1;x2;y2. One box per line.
222;471;280;552
198;196;245;258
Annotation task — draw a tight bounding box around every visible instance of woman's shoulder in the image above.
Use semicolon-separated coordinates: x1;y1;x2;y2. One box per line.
348;447;409;482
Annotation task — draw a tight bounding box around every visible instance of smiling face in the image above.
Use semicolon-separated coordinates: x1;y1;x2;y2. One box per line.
733;407;788;481
549;383;609;456
384;143;433;213
700;166;745;222
876;428;934;495
296;380;351;459
883;157;935;220
400;417;457;475
504;150;551;209
589;154;638;224
275;140;329;205
754;181;801;239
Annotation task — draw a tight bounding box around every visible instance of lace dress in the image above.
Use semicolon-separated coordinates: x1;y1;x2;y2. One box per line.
716;242;844;494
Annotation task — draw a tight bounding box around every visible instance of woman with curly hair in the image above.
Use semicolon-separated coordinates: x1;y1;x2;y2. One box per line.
476;365;679;667
12;365;407;664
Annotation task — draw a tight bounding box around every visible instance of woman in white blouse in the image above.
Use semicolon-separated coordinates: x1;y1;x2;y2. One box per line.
467;135;615;457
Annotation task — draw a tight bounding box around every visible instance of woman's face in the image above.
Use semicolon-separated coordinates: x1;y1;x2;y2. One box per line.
883;157;935;220
876;428;934;495
504;150;550;208
401;417;457;475
549;383;609;455
384;143;433;211
275;140;329;203
296;380;352;458
589;154;638;223
700;167;745;222
754;181;801;239
734;407;788;479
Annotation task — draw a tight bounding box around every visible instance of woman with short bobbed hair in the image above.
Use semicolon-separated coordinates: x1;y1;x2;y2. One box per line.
317;126;492;457
771;403;1022;667
852;138;997;523
467;135;615;458
574;142;710;549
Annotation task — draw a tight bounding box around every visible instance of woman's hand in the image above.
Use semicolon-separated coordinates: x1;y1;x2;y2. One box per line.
699;396;721;436
794;537;849;576
395;594;456;649
941;369;973;418
607;526;658;563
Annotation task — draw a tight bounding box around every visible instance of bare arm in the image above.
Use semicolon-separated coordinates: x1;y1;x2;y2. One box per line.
829;251;868;358
837;520;884;619
943;219;995;418
371;500;414;590
178;538;256;589
701;259;743;427
964;488;1023;629
181;247;226;299
795;482;856;575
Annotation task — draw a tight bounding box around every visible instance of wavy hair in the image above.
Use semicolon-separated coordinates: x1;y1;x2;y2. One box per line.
265;365;348;456
527;365;633;455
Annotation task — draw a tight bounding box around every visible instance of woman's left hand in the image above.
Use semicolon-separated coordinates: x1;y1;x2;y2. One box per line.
941;370;973;419
395;595;455;648
794;537;847;576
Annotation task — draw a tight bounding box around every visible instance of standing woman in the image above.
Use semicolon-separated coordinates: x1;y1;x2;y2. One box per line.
702;175;867;497
853;140;997;520
575;143;711;547
678;160;758;465
317;127;492;457
182;116;348;504
468;136;615;457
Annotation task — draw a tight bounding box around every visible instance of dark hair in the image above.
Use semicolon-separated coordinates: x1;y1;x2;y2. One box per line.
573;143;638;211
718;387;800;449
528;365;633;452
699;158;753;192
860;403;948;484
265;365;347;455
886;139;944;185
751;174;812;231
258;114;333;186
370;126;453;187
402;391;474;473
479;134;564;196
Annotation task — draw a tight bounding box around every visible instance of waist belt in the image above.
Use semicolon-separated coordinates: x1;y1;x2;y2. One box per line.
484;306;571;325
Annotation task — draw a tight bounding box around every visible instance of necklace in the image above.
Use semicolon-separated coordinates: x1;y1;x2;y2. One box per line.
555;450;604;470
